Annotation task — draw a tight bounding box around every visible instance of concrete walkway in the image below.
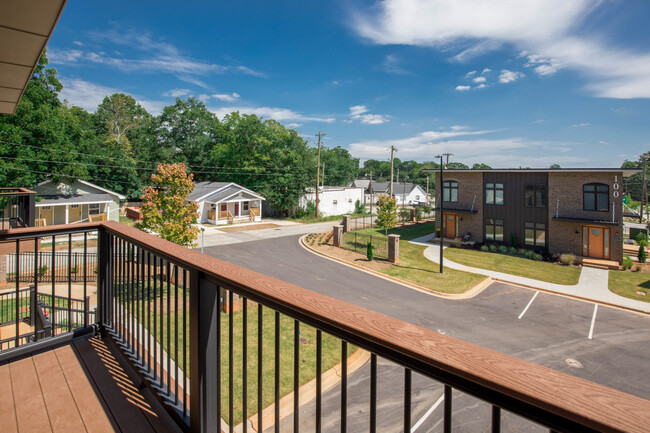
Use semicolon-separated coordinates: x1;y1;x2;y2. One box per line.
410;234;650;314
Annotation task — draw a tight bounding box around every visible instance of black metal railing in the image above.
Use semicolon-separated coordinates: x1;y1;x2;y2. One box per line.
0;188;36;230
6;251;99;283
341;231;389;259
1;221;649;433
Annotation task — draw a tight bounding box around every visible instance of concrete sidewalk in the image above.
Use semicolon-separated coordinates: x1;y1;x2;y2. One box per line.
410;234;650;314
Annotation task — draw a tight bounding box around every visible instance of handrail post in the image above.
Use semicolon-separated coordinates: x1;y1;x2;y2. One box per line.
189;269;220;433
98;227;112;330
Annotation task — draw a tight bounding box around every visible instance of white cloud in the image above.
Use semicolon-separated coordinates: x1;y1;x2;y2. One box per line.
163;88;192;97
378;54;412;75
73;41;83;47
482;68;492;74
348;128;585;166
286;123;302;129
476;84;487;89
211;106;335;123
499;70;524;83
455;85;471;91
572;122;591;127
48;49;84;63
58;78;167;114
465;70;477;77
472;76;486;83
351;0;650;98
520;51;564;76
212;92;240;102
348;105;390;124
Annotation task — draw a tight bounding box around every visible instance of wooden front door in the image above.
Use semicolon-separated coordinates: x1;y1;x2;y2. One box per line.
584;226;610;259
220;204;227;212
234;203;239;216
445;214;457;238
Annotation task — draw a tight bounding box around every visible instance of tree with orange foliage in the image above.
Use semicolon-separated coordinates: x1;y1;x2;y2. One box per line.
138;163;199;248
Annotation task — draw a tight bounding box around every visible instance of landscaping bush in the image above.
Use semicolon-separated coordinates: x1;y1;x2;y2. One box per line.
559;253;575;266
399;209;411;222
510;232;516;246
498;245;508;254
517;248;527;256
532;253;543;261
636;232;649;247
366;241;373;261
414;206;424;222
455;237;462;248
489;244;497;253
508;246;518;254
634;265;642;272
354;199;366;214
623;254;633;270
480;245;489;252
639;245;647;263
525;250;536;259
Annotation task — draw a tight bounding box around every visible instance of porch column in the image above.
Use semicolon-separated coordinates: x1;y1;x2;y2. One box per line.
65;205;69;224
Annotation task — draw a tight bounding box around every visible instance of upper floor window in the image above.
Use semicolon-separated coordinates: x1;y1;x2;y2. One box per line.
525;184;546;208
443;181;458;202
485;183;504;205
584;183;609;211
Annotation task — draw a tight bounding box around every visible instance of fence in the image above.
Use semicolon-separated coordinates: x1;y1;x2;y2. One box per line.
5;251;98;283
341;231;388;259
347;207;436;232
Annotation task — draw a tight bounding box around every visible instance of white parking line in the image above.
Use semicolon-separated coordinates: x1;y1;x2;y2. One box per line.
518;291;539;319
588;304;599;340
411;393;445;432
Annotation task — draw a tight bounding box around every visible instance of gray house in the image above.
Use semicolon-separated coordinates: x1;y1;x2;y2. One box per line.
189;182;265;224
33;179;124;226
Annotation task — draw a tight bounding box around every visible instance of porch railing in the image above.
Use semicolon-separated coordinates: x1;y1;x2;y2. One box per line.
0;188;36;230
0;221;649;433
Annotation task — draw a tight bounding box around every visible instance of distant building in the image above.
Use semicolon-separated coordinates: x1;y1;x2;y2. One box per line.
424;168;639;264
189;182;265;224
350;180;428;206
33;179;124;225
299;187;365;217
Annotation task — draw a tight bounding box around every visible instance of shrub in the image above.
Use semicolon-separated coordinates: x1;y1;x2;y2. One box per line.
517;248;527;256
532;253;543;261
399;208;411;222
455;237;462;248
510;232;516;246
623;254;633;270
634;265;642;272
70;266;79;274
38;265;48;277
525;250;536;259
354;199;366;214
639;245;647;263
489;244;497;253
414;206;424;222
635;232;649;247
480;245;489;252
559;253;575;266
508;246;518;254
498;245;508;254
366;241;373;261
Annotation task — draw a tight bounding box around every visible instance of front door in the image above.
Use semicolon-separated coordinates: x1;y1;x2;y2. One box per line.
584;226;610;259
234;203;239;216
445;214;457;238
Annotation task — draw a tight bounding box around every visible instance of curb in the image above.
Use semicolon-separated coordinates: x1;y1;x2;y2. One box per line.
299;235;493;300
235;348;371;433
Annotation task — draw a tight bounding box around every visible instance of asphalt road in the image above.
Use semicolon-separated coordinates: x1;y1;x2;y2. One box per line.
204;234;650;432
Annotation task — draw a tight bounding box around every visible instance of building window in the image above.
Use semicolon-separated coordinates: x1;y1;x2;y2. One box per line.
42;206;51;210
584;183;609;211
485;218;504;242
485;183;504;205
524;184;546;208
333;200;338;205
348;198;353;203
243;201;249;211
525;222;546;247
415;195;420;201
443;181;458;202
89;203;100;215
70;204;80;209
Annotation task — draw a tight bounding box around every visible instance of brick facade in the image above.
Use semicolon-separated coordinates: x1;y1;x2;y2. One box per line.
435;171;483;242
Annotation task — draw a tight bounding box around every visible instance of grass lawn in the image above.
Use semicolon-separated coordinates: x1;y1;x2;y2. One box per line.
119;216;138;227
608;271;650;302
289;212;370;225
443;248;581;285
134;295;351;426
348;222;487;294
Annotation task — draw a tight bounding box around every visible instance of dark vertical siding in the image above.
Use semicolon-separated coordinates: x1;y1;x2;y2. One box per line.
483;172;548;249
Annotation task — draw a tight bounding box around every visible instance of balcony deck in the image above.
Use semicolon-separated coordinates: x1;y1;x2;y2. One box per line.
0;335;181;433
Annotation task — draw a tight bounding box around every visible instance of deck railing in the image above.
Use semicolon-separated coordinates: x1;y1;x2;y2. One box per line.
1;221;649;433
0;188;36;230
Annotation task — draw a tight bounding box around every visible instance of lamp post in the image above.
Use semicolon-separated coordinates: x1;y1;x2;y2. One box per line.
434;153;452;274
201;227;205;253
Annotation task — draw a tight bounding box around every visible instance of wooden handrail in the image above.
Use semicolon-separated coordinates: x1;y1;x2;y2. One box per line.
3;220;650;432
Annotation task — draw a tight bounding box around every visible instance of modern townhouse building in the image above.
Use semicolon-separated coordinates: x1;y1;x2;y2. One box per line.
427;168;639;264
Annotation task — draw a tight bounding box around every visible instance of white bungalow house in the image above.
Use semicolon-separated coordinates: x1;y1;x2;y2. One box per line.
33;179;124;226
349;180;429;206
189;182;265;224
299;186;365;217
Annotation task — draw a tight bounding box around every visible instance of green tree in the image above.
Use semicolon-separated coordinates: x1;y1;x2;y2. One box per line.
549;163;561;169
138;163;199;247
376;196;398;236
472;163;492;169
96;93;149;153
638;245;646;263
366;241;373;261
318;146;359;186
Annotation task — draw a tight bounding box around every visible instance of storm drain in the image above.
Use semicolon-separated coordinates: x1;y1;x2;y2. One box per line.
565;358;583;368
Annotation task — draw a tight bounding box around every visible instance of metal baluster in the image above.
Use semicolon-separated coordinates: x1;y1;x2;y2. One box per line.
153;254;158;380
404;369;411;433
492;406;501;433
294;320;299;433
167;260;171;396
147;252;152;373
14;240;19;347
258;304;263;433
67;234;72;332
243;298;248;433
341;341;347;433
217;285;222;426
316;330;322;433
183;268;188;417
229;290;234;433
33;237;39;341
83;232;87;328
159;257;164;389
444;385;452;433
275;311;280;433
51;235;56;334
370;354;377;433
175;264;179;405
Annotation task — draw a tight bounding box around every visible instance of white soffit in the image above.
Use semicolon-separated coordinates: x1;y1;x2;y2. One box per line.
0;0;68;114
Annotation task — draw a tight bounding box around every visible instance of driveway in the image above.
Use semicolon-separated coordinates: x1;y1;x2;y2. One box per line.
204;235;650;431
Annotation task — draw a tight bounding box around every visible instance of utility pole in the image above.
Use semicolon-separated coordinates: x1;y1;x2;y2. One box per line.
435;153;453;274
426;176;430;206
389;146;396;197
322;162;325;187
641;158;647;223
315;131;326;218
402;176;407;208
369;171;373;219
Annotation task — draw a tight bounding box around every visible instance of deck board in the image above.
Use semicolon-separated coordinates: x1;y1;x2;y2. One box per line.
0;364;18;433
32;349;88;432
9;356;53;432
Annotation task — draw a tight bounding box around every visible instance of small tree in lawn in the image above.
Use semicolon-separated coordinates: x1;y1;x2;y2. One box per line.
139;163;199;248
376;196;398;237
366;240;373;261
639;245;647;264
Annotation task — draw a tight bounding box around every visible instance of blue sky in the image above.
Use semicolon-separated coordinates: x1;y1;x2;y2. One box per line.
48;0;650;168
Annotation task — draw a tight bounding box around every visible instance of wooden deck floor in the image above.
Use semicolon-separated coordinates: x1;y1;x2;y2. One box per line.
0;336;183;433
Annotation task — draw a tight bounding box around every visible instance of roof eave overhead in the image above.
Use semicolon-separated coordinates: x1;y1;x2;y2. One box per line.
0;0;68;115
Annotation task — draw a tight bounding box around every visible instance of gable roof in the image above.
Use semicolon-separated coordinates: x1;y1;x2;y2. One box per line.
368;181;420;195
189;181;265;202
36;179;125;200
36;193;114;206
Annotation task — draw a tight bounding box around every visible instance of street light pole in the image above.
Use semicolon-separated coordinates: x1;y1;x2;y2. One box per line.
435;155;444;273
201;227;205;253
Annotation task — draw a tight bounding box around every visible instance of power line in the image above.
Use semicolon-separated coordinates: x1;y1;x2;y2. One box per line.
0;165;138;185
